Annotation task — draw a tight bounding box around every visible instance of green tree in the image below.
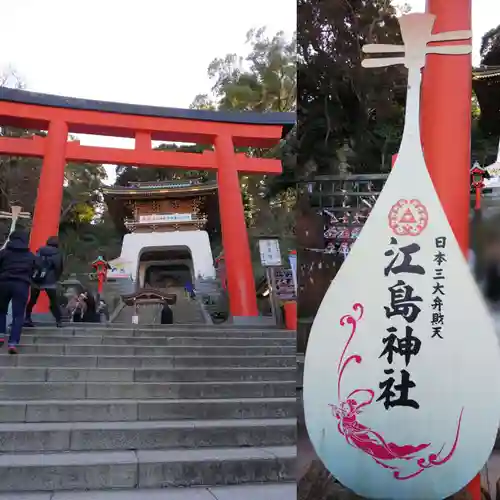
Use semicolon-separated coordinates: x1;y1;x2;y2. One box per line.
471;91;499;166
61;159;107;225
191;28;297;256
473;24;500;148
59;212;123;277
192;28;296;112
297;0;407;176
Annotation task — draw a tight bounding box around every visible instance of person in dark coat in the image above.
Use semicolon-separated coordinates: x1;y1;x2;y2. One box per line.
160;302;173;324
0;230;37;353
24;236;63;327
82;292;100;323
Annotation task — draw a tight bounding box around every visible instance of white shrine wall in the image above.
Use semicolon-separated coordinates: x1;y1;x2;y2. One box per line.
117;230;215;283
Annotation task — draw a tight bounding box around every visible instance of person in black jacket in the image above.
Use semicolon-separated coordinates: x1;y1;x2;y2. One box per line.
160;302;173;324
81;291;100;323
24;236;63;328
0;230;37;353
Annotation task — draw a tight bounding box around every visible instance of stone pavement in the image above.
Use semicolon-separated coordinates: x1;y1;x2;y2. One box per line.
0;483;297;500
0;483;296;499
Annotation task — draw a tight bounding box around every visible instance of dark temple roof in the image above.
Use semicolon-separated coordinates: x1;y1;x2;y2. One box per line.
473;66;500;136
0;87;295;134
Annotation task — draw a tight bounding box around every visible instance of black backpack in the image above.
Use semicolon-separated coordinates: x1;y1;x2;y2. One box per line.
32;255;52;284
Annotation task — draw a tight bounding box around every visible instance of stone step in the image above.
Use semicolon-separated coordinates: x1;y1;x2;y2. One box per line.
19;335;295;347
27;326;292;338
0;381;296;400
0;483;296;499
4;344;295;356
0;446;295;491
0;397;297;423
0;354;296;368
0;418;296;452
0;367;296;383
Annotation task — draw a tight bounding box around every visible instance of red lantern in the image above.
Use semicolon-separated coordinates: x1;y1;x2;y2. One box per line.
470;163;486;211
92;256;110;295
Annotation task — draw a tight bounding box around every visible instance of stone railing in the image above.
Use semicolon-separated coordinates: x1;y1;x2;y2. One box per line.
195;277;229;323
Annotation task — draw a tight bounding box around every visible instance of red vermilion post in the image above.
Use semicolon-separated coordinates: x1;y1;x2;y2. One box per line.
30;120;68;313
214;134;258;317
421;0;478;497
422;0;472;256
135;131;151;152
475;185;482;211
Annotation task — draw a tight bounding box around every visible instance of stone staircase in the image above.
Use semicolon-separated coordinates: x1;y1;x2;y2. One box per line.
171;289;206;324
0;324;296;496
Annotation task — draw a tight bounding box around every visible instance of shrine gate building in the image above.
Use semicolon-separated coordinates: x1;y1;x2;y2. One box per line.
103;179;217;287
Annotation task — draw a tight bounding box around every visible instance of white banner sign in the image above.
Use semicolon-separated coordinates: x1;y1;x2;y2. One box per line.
107;259;132;278
486;165;500;178
486;139;500;178
139;213;192;223
259;239;281;267
304;13;500;500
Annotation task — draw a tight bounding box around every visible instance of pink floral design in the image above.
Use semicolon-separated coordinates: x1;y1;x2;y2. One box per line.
330;303;463;480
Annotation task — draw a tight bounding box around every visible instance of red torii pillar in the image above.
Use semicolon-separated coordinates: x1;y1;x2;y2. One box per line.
421;0;476;497
422;0;472;256
215;134;258;318
30;120;68;313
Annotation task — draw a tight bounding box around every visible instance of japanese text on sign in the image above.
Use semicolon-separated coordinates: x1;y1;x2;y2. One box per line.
431;237;447;339
378;237;425;410
259;239;282;267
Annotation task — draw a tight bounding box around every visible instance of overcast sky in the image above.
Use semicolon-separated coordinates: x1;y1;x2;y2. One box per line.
405;0;500;63
1;1;498;183
0;0;296;183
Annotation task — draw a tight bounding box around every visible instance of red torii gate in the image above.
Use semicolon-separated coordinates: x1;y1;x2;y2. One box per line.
0;88;294;318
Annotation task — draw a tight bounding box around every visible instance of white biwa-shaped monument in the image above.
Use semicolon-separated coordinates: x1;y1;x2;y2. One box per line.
304;13;500;500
